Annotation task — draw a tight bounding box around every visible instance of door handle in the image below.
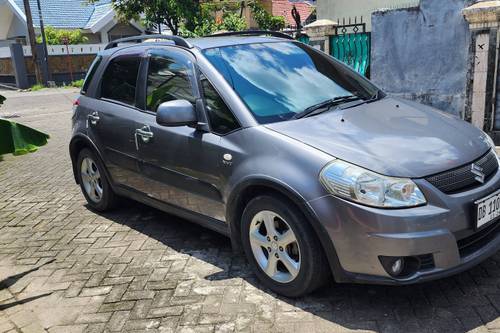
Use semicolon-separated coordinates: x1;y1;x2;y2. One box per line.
135;126;153;149
87;112;100;125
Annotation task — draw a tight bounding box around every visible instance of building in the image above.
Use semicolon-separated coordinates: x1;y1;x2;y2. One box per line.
0;0;144;46
316;0;420;31
266;0;316;28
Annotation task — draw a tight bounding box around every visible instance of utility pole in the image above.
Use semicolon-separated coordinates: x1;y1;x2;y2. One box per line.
22;0;42;85
36;0;50;83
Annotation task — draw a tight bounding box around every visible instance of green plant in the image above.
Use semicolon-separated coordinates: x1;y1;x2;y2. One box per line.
30;84;44;91
220;12;247;32
36;26;88;45
248;2;285;31
180;4;247;37
71;79;84;88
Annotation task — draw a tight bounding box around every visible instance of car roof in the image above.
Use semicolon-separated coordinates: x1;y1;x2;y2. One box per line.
99;35;292;56
188;36;289;50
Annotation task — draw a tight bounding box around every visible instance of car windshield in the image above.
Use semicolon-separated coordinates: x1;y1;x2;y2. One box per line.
202;41;380;124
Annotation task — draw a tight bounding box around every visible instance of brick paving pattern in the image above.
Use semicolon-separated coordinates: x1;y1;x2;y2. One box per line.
1;89;500;332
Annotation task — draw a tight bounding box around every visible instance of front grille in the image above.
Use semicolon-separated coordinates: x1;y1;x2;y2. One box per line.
425;150;498;194
457;221;500;258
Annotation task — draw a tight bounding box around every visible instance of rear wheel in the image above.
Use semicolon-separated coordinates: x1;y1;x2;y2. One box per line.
76;148;117;211
241;195;328;297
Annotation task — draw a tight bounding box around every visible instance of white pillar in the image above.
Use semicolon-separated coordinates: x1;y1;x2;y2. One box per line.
463;1;500;130
100;30;109;44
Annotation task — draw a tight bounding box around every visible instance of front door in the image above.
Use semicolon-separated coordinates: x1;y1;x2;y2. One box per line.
87;53;143;189
134;48;229;221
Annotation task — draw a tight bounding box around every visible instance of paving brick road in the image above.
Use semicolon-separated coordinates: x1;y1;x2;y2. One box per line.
2;88;500;333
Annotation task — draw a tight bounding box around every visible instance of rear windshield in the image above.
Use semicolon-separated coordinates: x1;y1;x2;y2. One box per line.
203;42;379;124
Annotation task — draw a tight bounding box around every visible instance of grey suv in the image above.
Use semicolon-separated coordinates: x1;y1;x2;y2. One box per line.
70;32;500;297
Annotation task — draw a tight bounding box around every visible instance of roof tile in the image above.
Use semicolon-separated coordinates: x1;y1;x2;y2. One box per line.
12;0;112;29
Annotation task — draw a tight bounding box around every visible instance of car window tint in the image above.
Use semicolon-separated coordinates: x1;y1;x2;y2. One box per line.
146;53;195;112
201;76;239;135
81;55;102;95
100;56;140;105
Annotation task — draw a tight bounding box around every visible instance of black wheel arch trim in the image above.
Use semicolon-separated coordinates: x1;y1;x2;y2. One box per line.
69;134;114;188
226;176;349;283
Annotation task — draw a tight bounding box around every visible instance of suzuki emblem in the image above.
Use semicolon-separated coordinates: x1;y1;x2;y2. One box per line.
471;163;485;183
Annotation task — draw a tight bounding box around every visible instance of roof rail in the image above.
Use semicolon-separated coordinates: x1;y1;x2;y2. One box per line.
206;30;294;40
104;34;192;50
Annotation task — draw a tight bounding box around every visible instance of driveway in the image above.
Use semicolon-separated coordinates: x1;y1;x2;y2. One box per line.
1;88;500;333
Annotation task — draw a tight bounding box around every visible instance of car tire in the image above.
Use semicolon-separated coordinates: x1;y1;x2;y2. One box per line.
241;194;329;297
76;148;118;212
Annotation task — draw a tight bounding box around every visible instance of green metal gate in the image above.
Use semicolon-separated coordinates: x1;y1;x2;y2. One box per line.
329;18;371;77
330;33;370;77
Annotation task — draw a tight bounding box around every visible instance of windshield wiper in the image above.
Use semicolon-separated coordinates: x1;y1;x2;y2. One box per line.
337;89;386;111
292;95;361;119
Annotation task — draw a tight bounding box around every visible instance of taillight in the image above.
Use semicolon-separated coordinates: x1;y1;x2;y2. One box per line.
72;99;80;113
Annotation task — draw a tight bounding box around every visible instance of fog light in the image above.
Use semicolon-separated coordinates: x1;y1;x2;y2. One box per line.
379;256;406;277
391;258;403;276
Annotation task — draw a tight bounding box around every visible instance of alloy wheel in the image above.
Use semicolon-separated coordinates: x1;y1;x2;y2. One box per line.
249;210;301;283
80;157;103;203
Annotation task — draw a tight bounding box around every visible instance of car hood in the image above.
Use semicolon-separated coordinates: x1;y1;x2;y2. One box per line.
265;97;491;178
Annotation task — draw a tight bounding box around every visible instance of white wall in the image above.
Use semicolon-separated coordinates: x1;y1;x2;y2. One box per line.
317;0;420;31
0;43;106;58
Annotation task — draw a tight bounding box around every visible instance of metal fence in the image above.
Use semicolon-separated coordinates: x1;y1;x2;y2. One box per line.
329;17;371;77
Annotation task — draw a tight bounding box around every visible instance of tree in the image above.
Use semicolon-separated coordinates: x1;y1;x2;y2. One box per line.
219;12;247;32
248;2;285;31
108;0;201;35
36;27;88;45
179;2;247;37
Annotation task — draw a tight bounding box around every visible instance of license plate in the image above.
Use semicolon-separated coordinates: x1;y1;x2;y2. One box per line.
476;189;500;229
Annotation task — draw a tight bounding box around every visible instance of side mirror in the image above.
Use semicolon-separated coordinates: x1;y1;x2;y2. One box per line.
156;100;197;127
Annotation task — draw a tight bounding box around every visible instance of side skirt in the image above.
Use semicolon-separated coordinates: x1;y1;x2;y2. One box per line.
114;185;230;237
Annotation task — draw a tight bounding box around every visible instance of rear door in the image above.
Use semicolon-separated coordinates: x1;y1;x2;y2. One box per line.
87;52;144;189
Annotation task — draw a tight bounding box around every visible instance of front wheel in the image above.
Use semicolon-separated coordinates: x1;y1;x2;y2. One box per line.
241;195;328;297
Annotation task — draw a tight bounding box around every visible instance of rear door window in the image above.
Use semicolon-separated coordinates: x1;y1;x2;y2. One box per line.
100;56;141;106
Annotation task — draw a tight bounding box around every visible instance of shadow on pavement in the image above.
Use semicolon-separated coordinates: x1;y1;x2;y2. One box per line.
90;200;498;333
0;259;56;311
0;293;52;311
0;259;56;290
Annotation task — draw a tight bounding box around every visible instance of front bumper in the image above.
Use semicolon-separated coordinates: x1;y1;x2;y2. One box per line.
307;166;500;284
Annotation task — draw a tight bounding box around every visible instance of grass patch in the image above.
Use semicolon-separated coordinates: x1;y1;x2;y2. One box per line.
30;84;45;91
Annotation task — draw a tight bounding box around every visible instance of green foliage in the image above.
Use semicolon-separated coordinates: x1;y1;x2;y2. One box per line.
106;0;201;35
248;2;285;31
220;12;247;32
30;84;44;91
180;4;247;37
36;26;88;45
71;79;84;88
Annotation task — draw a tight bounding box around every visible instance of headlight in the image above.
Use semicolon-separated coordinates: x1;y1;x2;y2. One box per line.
485;133;496;149
484;133;499;162
319;160;426;208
